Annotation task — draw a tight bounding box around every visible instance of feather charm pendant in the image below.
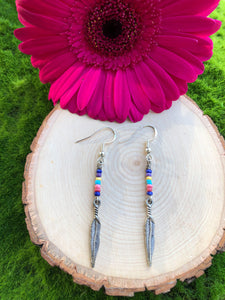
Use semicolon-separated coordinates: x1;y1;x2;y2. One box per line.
91;217;101;268
145;216;155;266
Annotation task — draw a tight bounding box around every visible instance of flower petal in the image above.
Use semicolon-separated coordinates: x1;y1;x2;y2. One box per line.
190;37;213;61
134;60;166;107
18;36;68;57
170;76;188;95
161;16;221;36
31;49;68;69
60;68;91;107
77;68;102;110
64;95;87;116
31;57;47;69
158;31;214;61
14;27;53;42
126;68;150;114
50;63;86;103
128;101;144;122
39;51;77;83
48;66;73;100
145;57;180;102
17;6;69;32
97;109;107;121
114;70;130;121
62;94;78;113
161;0;220;17
168;48;205;75
149;104;164;113
103;71;117;121
16;0;71;18
60;73;86;108
149;46;197;82
87;71;106;119
157;43;205;76
60;0;75;6
157;35;199;51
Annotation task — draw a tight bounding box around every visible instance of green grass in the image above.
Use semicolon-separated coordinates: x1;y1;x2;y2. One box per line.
0;1;225;299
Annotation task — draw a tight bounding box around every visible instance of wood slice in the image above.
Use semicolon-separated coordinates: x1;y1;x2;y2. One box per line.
23;95;225;296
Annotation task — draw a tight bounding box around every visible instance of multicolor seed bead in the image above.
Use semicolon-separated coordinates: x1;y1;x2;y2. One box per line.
146;168;153;196
94;168;102;196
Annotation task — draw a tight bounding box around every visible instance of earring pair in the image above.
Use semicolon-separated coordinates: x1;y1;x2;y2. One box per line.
75;125;157;268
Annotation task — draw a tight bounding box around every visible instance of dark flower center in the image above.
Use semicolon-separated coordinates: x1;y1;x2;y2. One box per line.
86;0;140;56
102;19;122;39
67;0;162;69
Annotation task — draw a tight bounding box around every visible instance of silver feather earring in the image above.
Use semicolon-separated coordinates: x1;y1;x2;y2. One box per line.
120;125;157;266
75;127;117;268
143;125;157;266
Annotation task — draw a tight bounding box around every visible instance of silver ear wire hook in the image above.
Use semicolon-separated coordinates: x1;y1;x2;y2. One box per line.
75;126;117;153
142;125;158;149
119;125;157;147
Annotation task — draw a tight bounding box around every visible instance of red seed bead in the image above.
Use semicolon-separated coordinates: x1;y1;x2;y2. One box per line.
146;185;153;192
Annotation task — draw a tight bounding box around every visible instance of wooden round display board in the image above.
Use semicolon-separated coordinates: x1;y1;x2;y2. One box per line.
23;95;225;296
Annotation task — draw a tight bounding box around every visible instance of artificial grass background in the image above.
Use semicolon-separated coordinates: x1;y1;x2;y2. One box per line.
0;0;225;299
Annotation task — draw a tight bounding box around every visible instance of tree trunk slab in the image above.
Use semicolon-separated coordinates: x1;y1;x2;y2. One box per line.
23;95;225;296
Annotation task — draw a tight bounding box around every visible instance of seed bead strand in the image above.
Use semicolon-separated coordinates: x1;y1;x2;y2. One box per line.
94;168;102;197
93;151;104;218
145;146;153;216
146;168;153;196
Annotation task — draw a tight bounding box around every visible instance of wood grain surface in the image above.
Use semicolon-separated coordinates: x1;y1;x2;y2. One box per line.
23;95;225;296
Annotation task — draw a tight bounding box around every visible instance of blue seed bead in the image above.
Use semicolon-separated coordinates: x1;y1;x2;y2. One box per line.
147;191;153;196
96;172;102;177
146;169;152;173
95;191;100;196
97;168;102;173
146;179;152;184
95;180;101;185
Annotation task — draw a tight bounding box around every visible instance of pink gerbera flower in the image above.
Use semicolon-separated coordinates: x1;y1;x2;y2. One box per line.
14;0;221;123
